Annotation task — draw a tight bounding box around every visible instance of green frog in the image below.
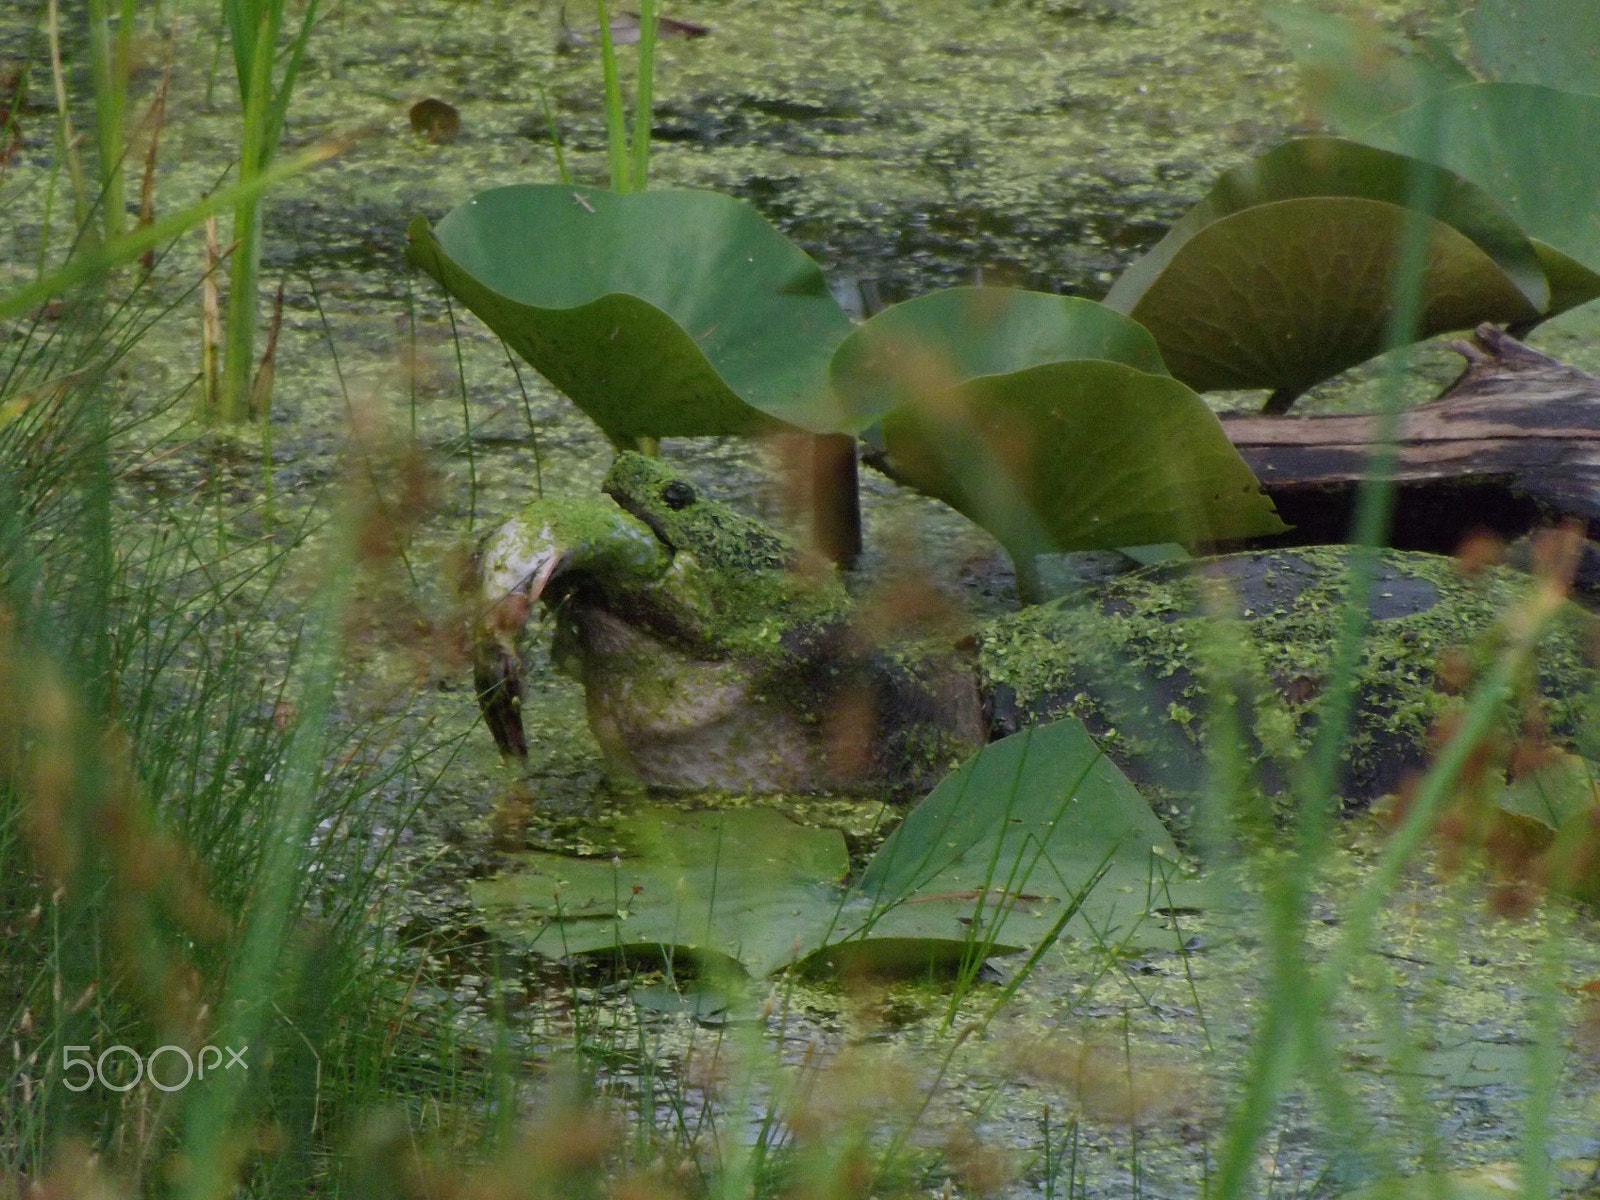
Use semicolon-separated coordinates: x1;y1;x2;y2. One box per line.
475;452;986;793
475;453;1599;807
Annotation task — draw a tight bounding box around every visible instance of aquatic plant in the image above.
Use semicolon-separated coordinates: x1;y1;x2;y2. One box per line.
1244;2;1600;409
406;196;1289;586
830;286;1286;590
215;0;320;424
1101;135;1571;411
475;719;1193;985
594;0;659;192
409;24;1599;555
84;0;136;242
407;185;854;447
8;1;1600;1196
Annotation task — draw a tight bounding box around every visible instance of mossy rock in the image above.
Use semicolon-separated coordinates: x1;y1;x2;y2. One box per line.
976;547;1599;825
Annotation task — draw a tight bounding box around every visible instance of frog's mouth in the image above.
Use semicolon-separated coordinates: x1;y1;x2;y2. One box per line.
472;496;675;763
471;498;847;792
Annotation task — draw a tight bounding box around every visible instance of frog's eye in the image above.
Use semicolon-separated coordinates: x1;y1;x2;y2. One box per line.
662;481;696;510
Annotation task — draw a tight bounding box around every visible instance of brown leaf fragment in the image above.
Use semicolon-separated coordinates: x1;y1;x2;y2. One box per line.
409;97;461;144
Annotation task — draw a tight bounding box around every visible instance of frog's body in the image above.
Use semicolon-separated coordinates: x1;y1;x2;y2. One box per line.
475;454;1598;804
475;454;984;793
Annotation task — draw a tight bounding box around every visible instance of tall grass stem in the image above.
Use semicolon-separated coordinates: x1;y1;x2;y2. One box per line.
86;0;135;241
595;0;630;192
0;138;343;324
630;0;658;191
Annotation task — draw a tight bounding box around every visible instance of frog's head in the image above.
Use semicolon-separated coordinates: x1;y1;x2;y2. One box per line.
600;451;795;578
473;453;872;789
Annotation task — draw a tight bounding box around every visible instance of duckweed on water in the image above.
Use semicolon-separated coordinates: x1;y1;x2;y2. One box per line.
7;0;1600;1192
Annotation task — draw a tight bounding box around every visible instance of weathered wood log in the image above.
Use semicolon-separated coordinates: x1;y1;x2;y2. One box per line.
1223;324;1600;559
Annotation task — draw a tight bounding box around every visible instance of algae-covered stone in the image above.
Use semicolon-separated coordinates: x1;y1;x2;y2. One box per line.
978;547;1600;819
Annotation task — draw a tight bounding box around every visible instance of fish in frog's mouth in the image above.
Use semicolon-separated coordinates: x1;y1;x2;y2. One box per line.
471;452;986;793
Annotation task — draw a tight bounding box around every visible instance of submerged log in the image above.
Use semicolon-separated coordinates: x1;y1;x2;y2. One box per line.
1223;324;1600;562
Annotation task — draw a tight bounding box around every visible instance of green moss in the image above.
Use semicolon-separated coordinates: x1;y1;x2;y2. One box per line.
977;547;1600;815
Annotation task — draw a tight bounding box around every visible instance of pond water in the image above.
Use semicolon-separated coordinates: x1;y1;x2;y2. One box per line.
6;0;1600;1193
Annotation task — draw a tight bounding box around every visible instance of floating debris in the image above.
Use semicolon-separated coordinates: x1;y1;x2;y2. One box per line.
409;97;461;144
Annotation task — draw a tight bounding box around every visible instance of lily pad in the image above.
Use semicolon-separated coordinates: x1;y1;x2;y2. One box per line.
471;806;849;978
1106;137;1549;322
1340;1161;1600;1200
1105;195;1540;398
1533;240;1600;320
876;359;1287;566
801;720;1197;977
1361;83;1600;297
1265;6;1474;135
1491;751;1600;903
1497;751;1595;829
828;287;1168;426
471;723;1201;982
406;184;856;444
1465;0;1600;95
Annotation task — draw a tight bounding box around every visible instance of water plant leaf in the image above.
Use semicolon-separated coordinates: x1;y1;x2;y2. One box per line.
1532;240;1600;319
800;720;1197;977
1264;5;1474;134
1465;0;1600;94
1339;1161;1600;1200
1106;196;1540;397
1489;751;1600;903
828;286;1168;426
406;184;856;443
471;806;849;977
1361;83;1600;289
1496;751;1595;829
470;725;1201;981
1106;135;1548;324
876;359;1287;563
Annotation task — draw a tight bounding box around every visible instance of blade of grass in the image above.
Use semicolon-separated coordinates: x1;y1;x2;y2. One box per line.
218;0;321;423
444;296;478;532
595;0;630;192
537;82;571;185
0;137;345;323
176;541;354;1200
1212;102;1449;1200
45;0;91;236
218;4;276;423
630;0;658;191
86;0;136;241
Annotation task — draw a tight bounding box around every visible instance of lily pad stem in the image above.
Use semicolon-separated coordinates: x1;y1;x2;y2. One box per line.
1262;385;1303;416
812;433;861;569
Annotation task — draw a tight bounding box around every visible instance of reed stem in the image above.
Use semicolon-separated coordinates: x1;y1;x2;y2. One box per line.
595;0;630;192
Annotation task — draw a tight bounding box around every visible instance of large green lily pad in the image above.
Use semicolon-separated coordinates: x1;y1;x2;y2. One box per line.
406;184;856;444
801;721;1196;977
1106;137;1549;321
1264;6;1474;135
471;806;849;978
472;722;1197;981
1102;136;1559;401
876;359;1287;564
828;287;1168;426
1465;0;1600;95
1105;195;1541;397
1361;84;1600;295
